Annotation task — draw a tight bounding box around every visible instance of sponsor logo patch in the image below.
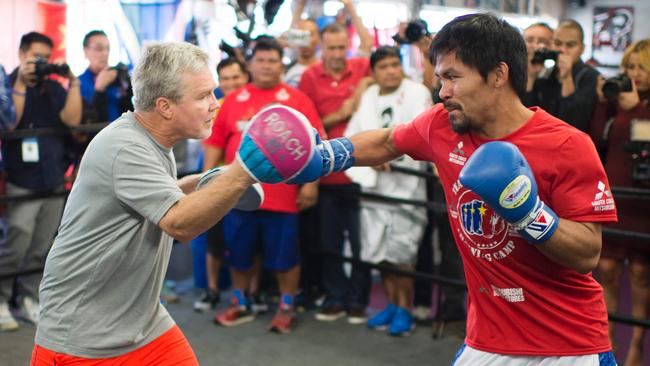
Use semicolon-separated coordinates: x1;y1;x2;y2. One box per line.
591;180;615;212
448;141;467;166
499;175;531;209
491;285;525;302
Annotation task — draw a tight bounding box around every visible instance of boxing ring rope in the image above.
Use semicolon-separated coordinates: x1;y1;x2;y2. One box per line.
1;126;650;329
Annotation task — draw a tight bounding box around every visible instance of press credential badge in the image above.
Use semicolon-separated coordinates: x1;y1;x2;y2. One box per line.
22;137;39;162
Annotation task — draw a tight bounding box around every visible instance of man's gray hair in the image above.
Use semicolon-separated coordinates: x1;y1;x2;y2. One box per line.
132;42;210;111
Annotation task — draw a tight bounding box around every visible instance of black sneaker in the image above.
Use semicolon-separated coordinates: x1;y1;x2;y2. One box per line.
315;304;347;322
250;293;269;314
193;290;220;312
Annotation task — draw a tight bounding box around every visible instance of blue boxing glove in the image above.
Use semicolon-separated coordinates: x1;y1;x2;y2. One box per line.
286;129;355;184
458;141;558;244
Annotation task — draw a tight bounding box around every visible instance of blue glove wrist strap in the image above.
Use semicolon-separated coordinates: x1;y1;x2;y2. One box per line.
321;137;355;176
516;199;559;244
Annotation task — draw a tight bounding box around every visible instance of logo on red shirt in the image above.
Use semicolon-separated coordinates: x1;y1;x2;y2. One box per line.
452;188;516;262
591;180;614;212
449;142;467;166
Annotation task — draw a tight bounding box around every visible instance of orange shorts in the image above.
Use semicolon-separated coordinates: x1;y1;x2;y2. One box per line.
30;325;198;366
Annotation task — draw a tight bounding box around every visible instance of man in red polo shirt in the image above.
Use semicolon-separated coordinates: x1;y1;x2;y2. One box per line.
298;19;374;324
204;38;325;334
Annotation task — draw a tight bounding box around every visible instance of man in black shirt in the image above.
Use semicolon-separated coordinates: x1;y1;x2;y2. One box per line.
524;20;599;132
0;32;81;331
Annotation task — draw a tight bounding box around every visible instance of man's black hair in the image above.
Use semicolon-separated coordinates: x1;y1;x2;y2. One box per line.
217;57;247;76
429;13;528;99
250;36;283;59
370;46;402;70
19;32;53;53
83;30;108;48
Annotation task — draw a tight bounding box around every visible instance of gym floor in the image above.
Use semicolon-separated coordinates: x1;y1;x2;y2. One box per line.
0;299;464;366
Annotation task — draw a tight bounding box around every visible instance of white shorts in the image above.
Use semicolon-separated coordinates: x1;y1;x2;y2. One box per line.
453;344;617;366
359;207;425;266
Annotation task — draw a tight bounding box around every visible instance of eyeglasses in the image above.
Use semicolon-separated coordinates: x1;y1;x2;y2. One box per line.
87;46;110;53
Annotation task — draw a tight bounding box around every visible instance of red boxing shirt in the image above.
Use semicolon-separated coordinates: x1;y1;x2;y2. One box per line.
299;57;370;184
204;83;325;213
394;105;617;356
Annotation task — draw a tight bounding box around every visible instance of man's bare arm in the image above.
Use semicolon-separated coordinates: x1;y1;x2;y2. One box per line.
349;127;402;166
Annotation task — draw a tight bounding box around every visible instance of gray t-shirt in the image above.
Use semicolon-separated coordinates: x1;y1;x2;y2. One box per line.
35;112;185;358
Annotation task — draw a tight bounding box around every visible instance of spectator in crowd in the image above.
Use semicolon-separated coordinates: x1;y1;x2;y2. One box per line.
283;0;320;88
591;39;650;366
193;57;250;312
524;19;599;132
0;31;81;331
78;30;133;124
522;22;554;95
214;58;249;100
344;46;431;335
205;38;325;333
298;9;374;325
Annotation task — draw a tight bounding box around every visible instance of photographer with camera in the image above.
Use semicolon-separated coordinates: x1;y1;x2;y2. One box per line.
392;20;437;93
0;32;81;331
525;20;599;133
78;30;133;124
590;39;650;366
522;22;554;97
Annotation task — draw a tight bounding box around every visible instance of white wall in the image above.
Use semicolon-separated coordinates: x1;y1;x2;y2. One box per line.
566;0;650;63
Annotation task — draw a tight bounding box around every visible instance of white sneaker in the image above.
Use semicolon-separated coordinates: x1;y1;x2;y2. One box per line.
21;297;39;324
0;302;19;331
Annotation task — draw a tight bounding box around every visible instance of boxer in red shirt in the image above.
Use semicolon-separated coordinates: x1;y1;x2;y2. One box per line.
270;14;618;365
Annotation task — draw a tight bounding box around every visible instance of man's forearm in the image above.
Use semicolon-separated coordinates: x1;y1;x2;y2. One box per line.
61;82;82;127
11;80;26;127
159;162;254;243
322;108;350;129
536;220;602;274
349;128;401;166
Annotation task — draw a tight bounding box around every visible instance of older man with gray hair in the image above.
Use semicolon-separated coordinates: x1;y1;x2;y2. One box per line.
29;41;288;365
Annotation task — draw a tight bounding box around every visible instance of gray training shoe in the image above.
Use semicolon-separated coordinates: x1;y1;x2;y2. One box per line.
0;302;19;331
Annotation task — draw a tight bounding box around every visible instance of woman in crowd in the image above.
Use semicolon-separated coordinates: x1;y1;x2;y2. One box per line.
592;39;650;366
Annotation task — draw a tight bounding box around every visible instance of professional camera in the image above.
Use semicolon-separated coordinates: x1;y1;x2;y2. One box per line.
33;57;69;79
110;63;130;89
392;19;430;45
623;119;650;183
602;74;633;101
531;49;560;64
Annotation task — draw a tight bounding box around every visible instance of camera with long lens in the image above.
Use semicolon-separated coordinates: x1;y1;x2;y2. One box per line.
110;63;130;89
602;74;633;101
623;119;650;184
531;49;560;64
392;19;430;44
33;57;69;79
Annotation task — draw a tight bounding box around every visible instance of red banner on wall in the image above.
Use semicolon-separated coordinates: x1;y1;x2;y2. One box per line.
36;0;67;62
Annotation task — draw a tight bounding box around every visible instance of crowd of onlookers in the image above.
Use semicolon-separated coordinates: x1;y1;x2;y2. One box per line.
1;1;649;364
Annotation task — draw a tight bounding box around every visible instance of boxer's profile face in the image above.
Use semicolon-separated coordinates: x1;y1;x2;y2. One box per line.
435;51;497;134
171;67;219;139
